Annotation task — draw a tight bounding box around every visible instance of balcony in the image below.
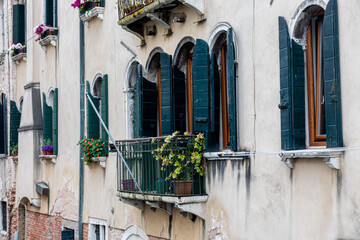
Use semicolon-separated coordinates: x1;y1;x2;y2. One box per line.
117;0;205;45
116;135;207;219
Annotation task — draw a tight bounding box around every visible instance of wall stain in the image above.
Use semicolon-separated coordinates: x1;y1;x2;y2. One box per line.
245;158;251;198
216;160;226;184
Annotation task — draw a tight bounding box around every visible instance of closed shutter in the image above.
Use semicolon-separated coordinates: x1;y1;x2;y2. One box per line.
101;74;108;156
192;39;210;146
160;53;174;136
323;0;342;148
100;0;105;7
45;0;53;26
10;101;21;147
142;77;158;137
278;17;293;150
86;81;100;139
0;99;3;154
1;94;6;155
53;0;58;27
226;28;237;151
133;64;142;138
208;53;220;151
13;4;25;44
52;88;58;155
42;93;53;142
173;66;186;132
61;230;74;240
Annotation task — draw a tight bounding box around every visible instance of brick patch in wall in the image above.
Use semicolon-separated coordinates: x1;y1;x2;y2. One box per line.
26;211;62;240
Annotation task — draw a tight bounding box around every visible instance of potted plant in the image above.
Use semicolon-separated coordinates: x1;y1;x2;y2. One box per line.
152;131;206;195
10;144;18;157
41;139;54;155
9;43;26;57
77;137;105;166
71;0;100;12
34;24;56;42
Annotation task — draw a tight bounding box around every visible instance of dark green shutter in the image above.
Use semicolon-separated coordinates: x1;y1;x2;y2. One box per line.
45;0;53;26
192;39;210;146
86;81;100;139
42;93;53;142
61;230;74;240
2;94;6;155
133;64;142;138
10;101;21;147
173;66;186;132
142;77;158;137
227;28;237;151
13;4;25;44
100;0;105;7
208;53;220;151
323;0;342;148
292;40;306;149
160;53;174;135
101;74;109;156
278;17;293;150
0;99;3;154
54;0;58;27
52;89;58;155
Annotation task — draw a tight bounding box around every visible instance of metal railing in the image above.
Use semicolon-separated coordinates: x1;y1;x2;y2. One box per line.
116;135;206;197
118;0;155;20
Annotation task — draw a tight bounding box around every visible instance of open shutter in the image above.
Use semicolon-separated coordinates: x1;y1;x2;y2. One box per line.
133;64;143;138
173;66;186;132
10;101;21;147
323;0;342;148
101;74;109;156
42;93;53;142
142;77;158;137
278;17;293;150
227;28;237;151
208;53;220;151
192;39;210;146
86;81;100;139
52;88;58;155
160;53;174;135
13;4;25;44
2;94;6;155
45;0;53;26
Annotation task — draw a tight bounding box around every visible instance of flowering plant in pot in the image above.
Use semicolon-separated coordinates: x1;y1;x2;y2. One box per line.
152;131;206;195
34;24;55;42
77;137;105;166
41;139;54;155
71;0;101;12
10;144;18;157
9;43;26;56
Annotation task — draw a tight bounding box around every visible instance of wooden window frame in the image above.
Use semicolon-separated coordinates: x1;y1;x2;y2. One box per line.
221;42;230;149
306;13;326;146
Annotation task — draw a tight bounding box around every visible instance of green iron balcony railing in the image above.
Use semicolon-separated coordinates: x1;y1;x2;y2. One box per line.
116;135;206;197
118;0;155;20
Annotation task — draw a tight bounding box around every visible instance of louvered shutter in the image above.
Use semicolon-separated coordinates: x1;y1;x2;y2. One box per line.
2;94;6;155
192;39;210;147
52;88;58;155
278;17;293;150
208;53;220;151
173;66;186;132
133;64;142;138
101;75;108;156
160;53;174;136
227;28;237;151
142;78;158;137
0;99;3;154
45;0;53;26
13;4;25;44
86;81;100;139
10;101;21;148
53;0;58;27
323;0;342;148
42;93;53;142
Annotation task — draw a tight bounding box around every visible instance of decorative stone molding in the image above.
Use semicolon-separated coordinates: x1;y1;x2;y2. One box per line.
38;35;57;48
9;156;18;164
11;53;26;64
80;7;104;27
122;225;148;240
204;151;250;161
30;198;41;208
279;148;343;170
91;156;106;168
40;155;56;164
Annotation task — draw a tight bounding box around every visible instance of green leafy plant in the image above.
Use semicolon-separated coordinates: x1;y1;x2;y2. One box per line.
77;137;106;166
10;144;18;156
152;131;206;180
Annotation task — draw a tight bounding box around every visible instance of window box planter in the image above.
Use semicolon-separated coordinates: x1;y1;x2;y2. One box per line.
34;25;58;48
80;6;104;25
90;156;106;168
40;155;57;164
38;34;57;47
11;52;26;63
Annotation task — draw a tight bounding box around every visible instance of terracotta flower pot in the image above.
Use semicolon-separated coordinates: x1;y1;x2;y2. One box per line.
12;152;18;157
46;150;53;155
42;150;46;155
172;180;194;195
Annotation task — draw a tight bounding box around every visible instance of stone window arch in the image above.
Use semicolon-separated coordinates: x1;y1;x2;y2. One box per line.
121;225;148;240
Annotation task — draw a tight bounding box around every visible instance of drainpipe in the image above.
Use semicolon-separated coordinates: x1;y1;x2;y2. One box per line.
78;16;85;240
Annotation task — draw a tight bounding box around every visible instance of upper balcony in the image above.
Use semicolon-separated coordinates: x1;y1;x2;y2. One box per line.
116;134;207;219
117;0;205;45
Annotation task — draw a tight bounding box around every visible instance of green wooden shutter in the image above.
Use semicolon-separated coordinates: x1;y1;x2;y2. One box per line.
173;66;186;132
42;93;53;142
100;0;105;7
278;17;293;150
292;40;306;149
101;74;109;156
2;94;6;155
13;4;25;44
160;52;174;135
52;88;58;155
0;99;3;154
208;53;220;151
86;81;100;139
54;0;58;27
227;28;237;151
142;78;158;137
323;0;342;148
10;101;21;147
133;64;142;138
45;0;53;26
192;39;210;146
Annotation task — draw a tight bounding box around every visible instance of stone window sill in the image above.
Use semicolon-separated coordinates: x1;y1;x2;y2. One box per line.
279;148;343;169
11;53;26;64
80;7;104;27
39;155;57;164
38;35;57;48
204;151;250;161
91;156;106;168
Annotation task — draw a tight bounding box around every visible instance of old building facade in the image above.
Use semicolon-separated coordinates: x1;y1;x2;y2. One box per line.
0;0;359;239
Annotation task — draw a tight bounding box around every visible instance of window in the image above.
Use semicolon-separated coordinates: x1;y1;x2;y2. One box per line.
0;201;6;233
61;228;74;240
0;93;7;154
13;1;26;45
10;100;21;149
42;89;58;154
45;0;57;28
89;218;106;240
278;0;342;150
